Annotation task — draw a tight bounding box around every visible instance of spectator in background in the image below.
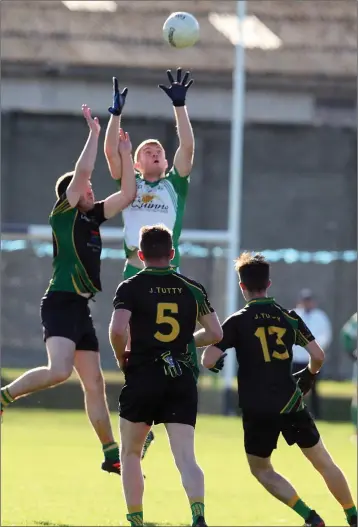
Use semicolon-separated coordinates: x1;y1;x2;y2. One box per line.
340;312;357;439
292;289;332;418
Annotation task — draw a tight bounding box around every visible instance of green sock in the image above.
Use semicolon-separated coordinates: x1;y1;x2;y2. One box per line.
102;442;119;462
191;501;205;524
1;387;14;407
351;404;357;427
126;511;143;526
291;497;312;520
344;505;357;524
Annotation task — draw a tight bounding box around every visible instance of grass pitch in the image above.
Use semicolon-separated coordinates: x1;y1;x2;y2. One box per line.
1;409;356;526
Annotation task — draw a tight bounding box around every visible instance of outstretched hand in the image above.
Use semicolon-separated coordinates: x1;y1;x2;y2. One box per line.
118;128;132;154
209;352;227;374
108;77;128;116
293;366;317;395
82;104;101;136
158;67;194;107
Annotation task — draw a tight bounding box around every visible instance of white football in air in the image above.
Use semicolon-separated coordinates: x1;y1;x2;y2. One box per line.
163;12;200;49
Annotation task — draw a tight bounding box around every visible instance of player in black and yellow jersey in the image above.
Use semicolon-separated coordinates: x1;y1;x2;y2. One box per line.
203;252;357;527
1;105;136;475
109;224;222;527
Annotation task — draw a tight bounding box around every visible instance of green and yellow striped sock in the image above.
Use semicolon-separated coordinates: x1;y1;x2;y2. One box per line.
190;499;205;524
289;495;312;520
343;503;357;524
1;387;15;408
102;442;120;462
126;507;143;526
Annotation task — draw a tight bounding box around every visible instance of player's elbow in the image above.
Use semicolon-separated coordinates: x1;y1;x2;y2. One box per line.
123;185;136;204
208;326;223;346
202;345;223;369
104;144;117;160
110;323;126;340
109;315;127;340
314;347;325;366
116;190;135;212
74;165;93;180
306;341;325;367
316;350;325;368
181;143;194;158
105;154;122;180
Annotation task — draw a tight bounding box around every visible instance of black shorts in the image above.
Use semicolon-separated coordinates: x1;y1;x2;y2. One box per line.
119;361;198;427
40;291;99;352
242;408;320;458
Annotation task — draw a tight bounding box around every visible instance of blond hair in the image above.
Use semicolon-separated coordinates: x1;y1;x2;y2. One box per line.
134;139;164;163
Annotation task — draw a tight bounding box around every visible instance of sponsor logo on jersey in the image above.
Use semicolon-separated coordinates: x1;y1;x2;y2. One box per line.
80;213;91;222
131;189;169;212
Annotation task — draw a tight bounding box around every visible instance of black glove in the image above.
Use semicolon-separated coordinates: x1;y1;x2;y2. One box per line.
209;353;227;374
108;77;128;116
293;366;317;395
161;351;183;378
158;68;194;107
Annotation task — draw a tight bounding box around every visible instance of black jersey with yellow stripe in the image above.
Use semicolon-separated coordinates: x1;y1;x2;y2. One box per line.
215;297;315;414
47;193;107;295
113;267;214;379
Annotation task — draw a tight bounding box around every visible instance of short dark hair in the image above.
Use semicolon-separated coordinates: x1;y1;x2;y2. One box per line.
139;224;173;259
235;251;270;292
55;172;74;199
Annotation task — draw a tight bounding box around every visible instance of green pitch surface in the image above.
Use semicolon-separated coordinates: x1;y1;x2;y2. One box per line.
1;410;356;526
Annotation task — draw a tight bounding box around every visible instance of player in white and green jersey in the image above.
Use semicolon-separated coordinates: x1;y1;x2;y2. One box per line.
104;70;195;473
118;161;189;277
341;313;357;433
104;69;194;279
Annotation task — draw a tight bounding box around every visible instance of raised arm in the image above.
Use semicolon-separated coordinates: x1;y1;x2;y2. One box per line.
159;68;195;177
103;130;136;219
104;77;128;181
66;104;100;208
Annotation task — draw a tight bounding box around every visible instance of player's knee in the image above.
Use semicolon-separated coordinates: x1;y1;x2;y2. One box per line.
173;450;198;474
311;452;336;475
81;371;105;394
48;364;72;384
303;441;334;473
250;465;274;484
120;442;142;459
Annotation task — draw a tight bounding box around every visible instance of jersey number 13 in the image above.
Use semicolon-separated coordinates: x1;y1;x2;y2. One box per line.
254;326;290;362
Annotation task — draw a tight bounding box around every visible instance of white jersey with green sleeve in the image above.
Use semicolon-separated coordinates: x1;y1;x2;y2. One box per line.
118;167;190;268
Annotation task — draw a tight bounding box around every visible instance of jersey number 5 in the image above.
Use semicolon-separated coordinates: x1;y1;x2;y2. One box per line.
254;326;290;362
154;303;180;343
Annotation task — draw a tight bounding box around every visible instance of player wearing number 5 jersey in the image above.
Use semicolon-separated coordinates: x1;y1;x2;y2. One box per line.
104;68;195;459
109;225;222;527
203;253;357;527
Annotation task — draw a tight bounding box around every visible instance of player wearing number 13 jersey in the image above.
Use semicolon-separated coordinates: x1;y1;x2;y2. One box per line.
203;252;357;527
109;225;222;527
